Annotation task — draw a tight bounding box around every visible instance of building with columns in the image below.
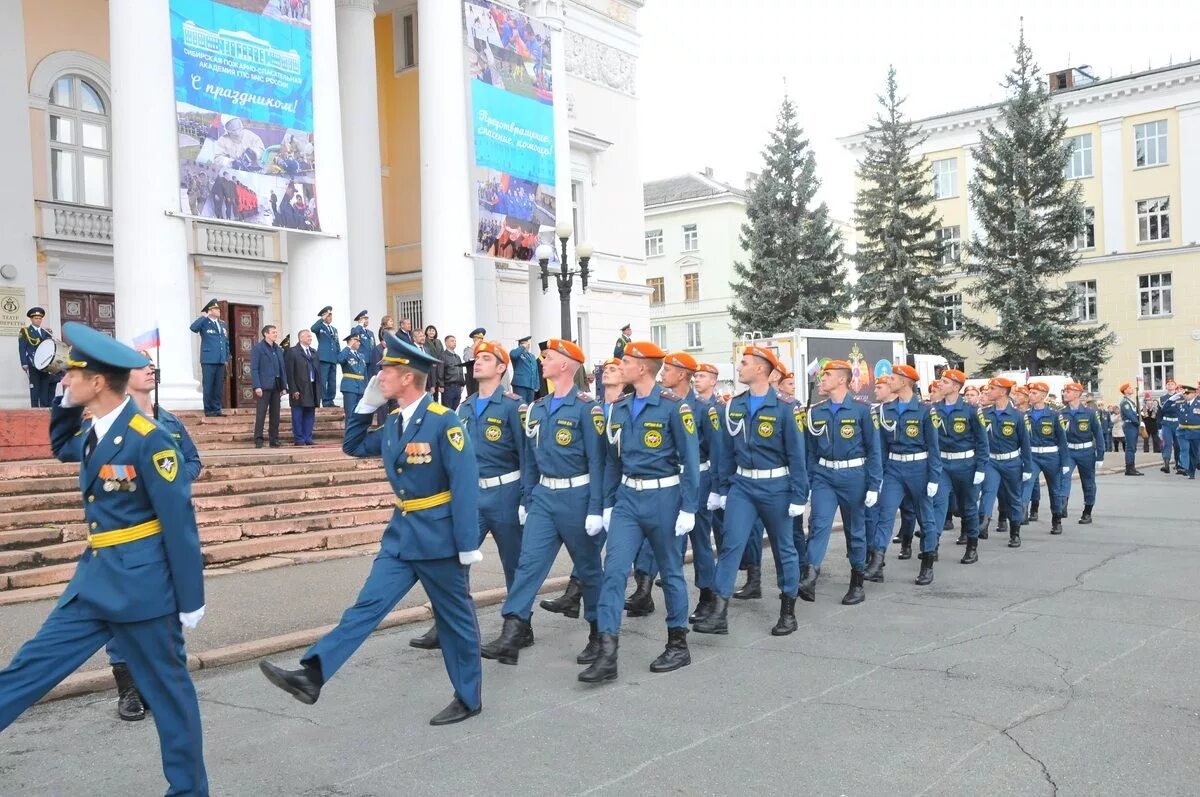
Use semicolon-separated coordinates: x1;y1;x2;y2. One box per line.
0;0;649;410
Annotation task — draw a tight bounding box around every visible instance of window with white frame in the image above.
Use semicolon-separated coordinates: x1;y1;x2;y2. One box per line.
48;75;110;206
395;296;423;330
938;293;964;332
686;321;702;349
1138;272;1172;317
931;157;958;200
646;277;664;306
1068;280;1097;322
644;229;664;257
683;272;700;302
937;225;962;267
1134;120;1168;167
1136;197;1170;242
650;324;667;349
571;179;587;242
1140;348;1174;391
1073;208;1096;250
682;223;699;251
1063;133;1093;179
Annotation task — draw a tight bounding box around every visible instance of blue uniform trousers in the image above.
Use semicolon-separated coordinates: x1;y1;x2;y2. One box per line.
342;392;360;420
740;519;764;569
1181;431;1199;477
503;484;601;622
933;460;981;540
1063;449;1098;506
982;459;1025;525
1161;423;1179;466
872;461;940;554
305;552;482;712
1122;422;1139;467
710;476;799;597
806;465;868;570
598;484;688;634
290;406;316;444
791;514;807;568
568;529;605;581
319;362;337;405
27;368;55;407
633;471;717;590
1029;453;1065;516
0;601;207;796
478;481;524;589
513;385;535;404
200;362;225;415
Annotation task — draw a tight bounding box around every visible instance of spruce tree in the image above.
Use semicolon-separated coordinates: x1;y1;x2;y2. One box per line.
852;67;952;357
729;96;849;333
961;29;1114;377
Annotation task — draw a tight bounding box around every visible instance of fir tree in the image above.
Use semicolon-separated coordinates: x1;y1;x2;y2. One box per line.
729;96;849;333
961;29;1114;377
851;67;952;357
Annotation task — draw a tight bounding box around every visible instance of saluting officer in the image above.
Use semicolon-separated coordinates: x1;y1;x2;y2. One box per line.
18;306;56;407
508;335;540;404
310;306;340;407
260;333;484;726
337;333;367;419
189;298;230;416
979;377;1033;547
581;341;700;683
4;322;208;794
1060;381;1105;524
931;369;989;565
1026;381;1069;534
1158;381;1184;474
695;346;806;636
350;310;377;376
1119;383;1144;476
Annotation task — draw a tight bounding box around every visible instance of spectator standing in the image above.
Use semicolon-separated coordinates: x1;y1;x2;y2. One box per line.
338;334;367;420
1110;406;1124;453
423;325;445;401
286;329;320;445
250;325;286;448
462;328;486;397
441;334;466;410
396;318;414;344
1142;402;1160;453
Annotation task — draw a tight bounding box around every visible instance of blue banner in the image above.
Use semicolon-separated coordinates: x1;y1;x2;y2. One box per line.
471;81;555;186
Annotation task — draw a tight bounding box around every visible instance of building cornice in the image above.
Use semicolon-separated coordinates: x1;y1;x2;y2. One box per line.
644;193;746;215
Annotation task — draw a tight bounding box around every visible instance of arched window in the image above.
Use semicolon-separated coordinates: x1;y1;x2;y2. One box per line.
47;75;110;207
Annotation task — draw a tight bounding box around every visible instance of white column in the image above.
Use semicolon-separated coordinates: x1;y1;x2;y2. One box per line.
109;0;200;407
1099;118;1126;254
285;0;351;346
1176;102;1200;245
335;0;387;323
417;0;476;342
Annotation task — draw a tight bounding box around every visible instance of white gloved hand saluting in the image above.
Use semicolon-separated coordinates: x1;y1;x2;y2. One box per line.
926;482;939;498
458;550;483;566
706;492;722;511
674;511;695;536
357;375;385;413
865;491;878;508
585;514;604;537
518;505;528;525
973;471;985;486
788;503;805;517
179;606;205;630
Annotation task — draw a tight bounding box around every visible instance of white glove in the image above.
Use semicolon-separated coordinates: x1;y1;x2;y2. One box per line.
179;606;205;630
357;375;385;413
59;390;77;409
706;492;722;511
926;482;939;498
788;503;805;517
674;511;695;536
585;514;604;537
719;495;727;510
1061;466;1070;475
1022;472;1032;482
518;505;528;525
865;491;878;508
973;471;985;486
458;550;483;566
602;507;612;531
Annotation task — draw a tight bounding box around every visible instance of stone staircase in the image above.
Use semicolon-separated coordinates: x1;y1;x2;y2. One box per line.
0;408;394;605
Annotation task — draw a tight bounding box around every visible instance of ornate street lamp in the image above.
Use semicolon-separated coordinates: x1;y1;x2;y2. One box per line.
535;222;592;340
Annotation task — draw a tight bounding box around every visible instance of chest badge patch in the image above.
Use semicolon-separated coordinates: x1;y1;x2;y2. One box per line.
840;422;855;439
1001;421;1015;437
555;428;573;446
952;418;967;434
643;429;663;448
1078;419;1090;432
905;422;920;438
757;420;774;438
485;425;502;442
1040;422;1053;436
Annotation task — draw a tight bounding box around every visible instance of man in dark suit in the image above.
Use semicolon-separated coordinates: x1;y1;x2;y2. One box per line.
396;318;414;344
251;324;287;448
286;329;320;445
441;335;466;410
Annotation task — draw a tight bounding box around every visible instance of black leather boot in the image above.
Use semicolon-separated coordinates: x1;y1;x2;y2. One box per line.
540;576;582;618
688;588;714;624
841;570;866;605
960;538;978;564
771;593;798;636
955;529;967;545
915;551;936;585
732;566;762;600
1079;505;1093;525
576;620;601;664
798;565;820;601
112;663;146;722
863;550;886;582
259;659;322;704
409;625;440;650
1125;464;1144;476
1027;501;1040;523
1050;513;1063;535
649;627;691;673
1008;528;1021;548
979;516;990;540
692;595;729;634
624;571;656;617
1161;463;1171;473
943;513;955;531
578;633;619;683
997;516;1009;535
898;540;913;559
480;615;532;665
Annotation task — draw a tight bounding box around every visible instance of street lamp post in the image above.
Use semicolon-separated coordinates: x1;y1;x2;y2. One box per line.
535;222;593;341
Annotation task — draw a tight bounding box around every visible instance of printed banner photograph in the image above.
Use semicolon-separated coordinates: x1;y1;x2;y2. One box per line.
463;1;556;262
171;0;319;232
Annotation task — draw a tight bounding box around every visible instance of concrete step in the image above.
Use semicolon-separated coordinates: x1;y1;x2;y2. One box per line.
0;445;356;481
0;527;63;550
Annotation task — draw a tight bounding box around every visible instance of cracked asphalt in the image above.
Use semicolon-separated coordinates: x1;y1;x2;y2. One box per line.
3;469;1199;795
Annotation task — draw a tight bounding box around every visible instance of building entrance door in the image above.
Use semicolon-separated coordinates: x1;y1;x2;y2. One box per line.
59;291;116;340
223;302;262;409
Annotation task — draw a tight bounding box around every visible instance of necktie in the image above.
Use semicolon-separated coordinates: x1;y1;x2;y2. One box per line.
83;427;98;462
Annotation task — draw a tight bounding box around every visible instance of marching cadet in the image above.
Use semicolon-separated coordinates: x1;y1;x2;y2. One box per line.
1158;381;1184;474
1007;384;1036;533
190;298;230;416
979;377;1033;547
1119;383;1145;476
478;339;605;668
338;333;368;419
864;364;942;586
1178;384;1199;479
4;322;208;794
349;310;377;376
18;306;56;407
310;306;340;407
694;362;727;556
1060;382;1105;524
581;341;699;682
260;334;484;726
932;369;990;565
1025;381;1069;534
800;360;881;605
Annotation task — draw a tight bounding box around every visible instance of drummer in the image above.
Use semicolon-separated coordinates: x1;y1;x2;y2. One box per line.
18;307;58;407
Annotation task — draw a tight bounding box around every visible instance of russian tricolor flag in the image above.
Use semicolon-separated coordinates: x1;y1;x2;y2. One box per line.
132;327;160;352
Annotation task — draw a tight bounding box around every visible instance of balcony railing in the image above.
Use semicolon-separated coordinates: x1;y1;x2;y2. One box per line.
36;201;113;244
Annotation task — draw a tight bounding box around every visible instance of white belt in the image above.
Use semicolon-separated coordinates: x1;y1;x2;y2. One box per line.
480;470;521;489
539;474;590;490
621;474;681;491
1162;417;1179;423
888;452;928;462
941;450;975;460
1067;442;1094;450
992;450;1020;461
1031;445;1059;454
818;457;865;470
698;462;711;472
736;466;789;479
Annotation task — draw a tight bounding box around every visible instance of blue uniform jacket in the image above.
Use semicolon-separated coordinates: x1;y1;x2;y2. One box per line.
694;392;726;483
714;387;807;504
343;395;479;559
1157;393;1182;424
351;325;376;358
18;324;51;368
1061;404;1106;460
310;319;340;364
603;384;700;513
1027;407;1068;470
189;315;230;364
48;401;205;622
1178;397;1200;432
1119;397;1141;427
805;397;883;491
879;398;942;484
50;403;202;485
935;397;990;477
459;388;526;482
250;339;286;389
981;403;1033;471
508;347;540;389
520;390;605;515
338;346;367;395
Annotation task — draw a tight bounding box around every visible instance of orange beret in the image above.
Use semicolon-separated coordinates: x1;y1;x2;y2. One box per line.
664;351;698;372
743;346;780;371
1063;382;1084;392
697;362;719;375
928;381;940;392
876;374;893;384
472;340;510;366
942;369;967;384
1119;382;1132;393
988;377;1016;390
1012;385;1029;395
601;357;621;369
546;338;585;363
1027;381;1049;393
892;364;919;382
822;359;852;373
623;340;667;360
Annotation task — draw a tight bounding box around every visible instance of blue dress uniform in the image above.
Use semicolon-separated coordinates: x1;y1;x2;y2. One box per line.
1025;403;1068;530
18;308;56;407
1179;389;1200;478
1119;392;1142;471
350;311;376;376
337;341;367;419
1157;391;1183;471
1061;401;1105;519
508;339;540;404
979;391;1033;545
930;384;990;559
310;307;340;406
1;323;208;795
189;299;230;416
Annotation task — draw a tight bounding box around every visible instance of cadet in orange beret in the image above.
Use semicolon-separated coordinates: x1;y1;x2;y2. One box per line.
979;377;1032;546
1024;381;1069;535
1059;381;1105;524
933;368;990;563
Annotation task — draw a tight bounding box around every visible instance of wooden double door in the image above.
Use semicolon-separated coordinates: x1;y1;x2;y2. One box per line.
59;291;116;339
221;302;262;409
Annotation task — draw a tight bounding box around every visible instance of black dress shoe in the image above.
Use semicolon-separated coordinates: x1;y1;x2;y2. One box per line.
429;697;480;726
269;441;282;448
409;626;440;650
259;660;321;704
255;441;264;449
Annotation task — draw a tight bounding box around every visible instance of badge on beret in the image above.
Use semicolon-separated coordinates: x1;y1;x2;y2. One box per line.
152;450;178;482
757;420;774;438
447;428;465;452
643;429;662;448
555;428;573;446
485;425;502;442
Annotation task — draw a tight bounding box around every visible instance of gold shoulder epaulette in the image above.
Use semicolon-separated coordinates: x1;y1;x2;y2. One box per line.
129;414;156;436
426;402;449;415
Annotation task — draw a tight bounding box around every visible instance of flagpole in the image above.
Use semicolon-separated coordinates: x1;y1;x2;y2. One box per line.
153;345;161;420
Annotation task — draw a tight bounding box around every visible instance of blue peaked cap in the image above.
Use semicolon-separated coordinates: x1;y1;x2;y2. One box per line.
63;321;150;372
380;331;439;374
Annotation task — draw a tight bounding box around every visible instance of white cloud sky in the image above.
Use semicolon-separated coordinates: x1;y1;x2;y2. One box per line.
637;0;1200;222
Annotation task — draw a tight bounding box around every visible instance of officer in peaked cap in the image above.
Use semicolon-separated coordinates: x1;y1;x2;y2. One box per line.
463;328;487;397
260;332;484;726
6;321;209;794
189;298;230;416
310;306;339;407
18;306;56;407
350;310;377;376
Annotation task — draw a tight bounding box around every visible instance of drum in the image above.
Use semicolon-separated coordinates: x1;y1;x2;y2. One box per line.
33;338;68;374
